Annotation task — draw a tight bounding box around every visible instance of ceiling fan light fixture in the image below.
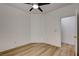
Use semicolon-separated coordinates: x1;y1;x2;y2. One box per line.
33;4;38;9
25;3;50;12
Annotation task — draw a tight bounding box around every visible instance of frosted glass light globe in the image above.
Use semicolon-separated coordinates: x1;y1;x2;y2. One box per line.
33;4;38;9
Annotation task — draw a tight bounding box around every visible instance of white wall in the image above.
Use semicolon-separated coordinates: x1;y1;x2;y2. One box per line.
30;14;50;43
0;4;31;51
30;14;42;42
29;12;61;47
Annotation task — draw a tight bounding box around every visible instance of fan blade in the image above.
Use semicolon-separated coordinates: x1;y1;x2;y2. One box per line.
38;7;43;12
24;3;33;5
29;8;33;11
38;3;50;6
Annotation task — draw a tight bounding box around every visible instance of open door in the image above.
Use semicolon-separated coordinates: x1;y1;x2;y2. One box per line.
61;16;77;55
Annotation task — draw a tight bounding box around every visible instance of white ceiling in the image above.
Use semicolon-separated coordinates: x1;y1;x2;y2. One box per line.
5;3;71;14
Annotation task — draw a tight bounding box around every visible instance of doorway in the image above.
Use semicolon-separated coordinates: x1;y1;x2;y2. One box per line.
61;16;77;55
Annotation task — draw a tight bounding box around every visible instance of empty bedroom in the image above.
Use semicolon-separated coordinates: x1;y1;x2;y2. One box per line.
0;3;77;56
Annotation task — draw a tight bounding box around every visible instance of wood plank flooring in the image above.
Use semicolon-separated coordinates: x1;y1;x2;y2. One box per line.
0;43;75;56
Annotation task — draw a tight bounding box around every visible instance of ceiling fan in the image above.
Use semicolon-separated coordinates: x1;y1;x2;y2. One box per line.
24;3;50;12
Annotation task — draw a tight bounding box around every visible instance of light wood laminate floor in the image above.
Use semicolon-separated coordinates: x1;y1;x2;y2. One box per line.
0;43;75;56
